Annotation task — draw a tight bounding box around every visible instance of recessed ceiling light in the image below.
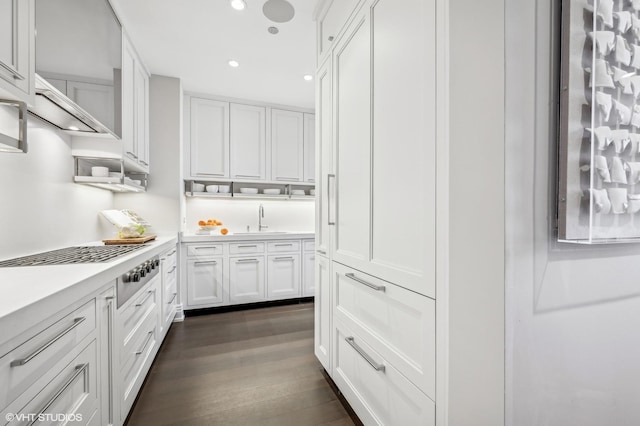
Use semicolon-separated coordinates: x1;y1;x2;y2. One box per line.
230;0;246;10
228;60;240;68
303;75;313;81
68;126;80;131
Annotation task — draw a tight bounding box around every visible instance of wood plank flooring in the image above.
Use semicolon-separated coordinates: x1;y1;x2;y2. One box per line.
125;302;359;426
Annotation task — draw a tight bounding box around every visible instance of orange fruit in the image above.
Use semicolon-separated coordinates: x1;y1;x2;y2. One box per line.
220;228;228;235
217;221;223;226
198;220;206;226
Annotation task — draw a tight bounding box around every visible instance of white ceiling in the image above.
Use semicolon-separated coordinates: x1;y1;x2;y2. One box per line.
110;0;317;109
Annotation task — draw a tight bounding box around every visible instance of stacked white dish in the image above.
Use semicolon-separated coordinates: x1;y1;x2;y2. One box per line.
192;183;205;192
291;189;306;196
240;188;258;194
206;185;219;193
219;185;231;193
263;189;281;195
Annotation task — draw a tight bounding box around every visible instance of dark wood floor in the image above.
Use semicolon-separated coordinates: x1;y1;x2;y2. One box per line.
125;302;357;426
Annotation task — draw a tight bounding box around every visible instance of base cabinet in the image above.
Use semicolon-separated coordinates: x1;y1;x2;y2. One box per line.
314;255;331;372
230;256;265;304
186;258;224;307
267;254;300;300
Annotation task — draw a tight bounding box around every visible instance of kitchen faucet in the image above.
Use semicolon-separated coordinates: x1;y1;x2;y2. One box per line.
259;204;268;231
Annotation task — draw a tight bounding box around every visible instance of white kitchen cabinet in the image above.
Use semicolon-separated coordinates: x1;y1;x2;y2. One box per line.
189;97;230;179
267;254;301;300
229;256;265;304
271;109;304;182
186;258;224;307
230;103;266;180
303;113;316;183
302;252;315;297
316;56;333;256
121;33;150;172
67;80;115;132
160;247;178;337
314;254;331;372
332;8;371;269
316;0;360;63
0;0;34;103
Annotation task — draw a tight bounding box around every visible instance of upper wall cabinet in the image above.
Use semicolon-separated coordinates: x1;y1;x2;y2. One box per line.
230;103;266;180
188;97;230;179
271;109;304;182
0;0;35;104
184;94;314;185
316;0;360;62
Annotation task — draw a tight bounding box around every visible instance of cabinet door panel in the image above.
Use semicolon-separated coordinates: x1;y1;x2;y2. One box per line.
316;58;333;255
67;81;114;132
333;12;371;267
186;258;224;307
267;255;300;300
230;257;265;304
302;252;315;297
314;255;331;371
0;0;32;96
121;38;136;160
230;103;266;180
271;109;304;181
303;113;316;183
190;98;230;178
369;0;436;298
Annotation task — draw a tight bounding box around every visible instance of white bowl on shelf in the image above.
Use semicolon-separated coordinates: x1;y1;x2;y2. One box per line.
263;188;281;195
239;188;258;194
219;185;230;193
309;189;316;196
109;172;123;178
192;183;205;192
206;185;219;193
291;189;306;196
91;166;109;177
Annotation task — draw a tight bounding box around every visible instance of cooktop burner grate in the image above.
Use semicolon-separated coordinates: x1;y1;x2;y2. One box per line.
0;245;145;267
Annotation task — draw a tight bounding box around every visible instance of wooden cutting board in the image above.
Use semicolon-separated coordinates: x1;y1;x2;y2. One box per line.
102;235;157;245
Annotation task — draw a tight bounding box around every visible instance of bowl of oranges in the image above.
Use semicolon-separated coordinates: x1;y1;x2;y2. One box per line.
198;218;222;230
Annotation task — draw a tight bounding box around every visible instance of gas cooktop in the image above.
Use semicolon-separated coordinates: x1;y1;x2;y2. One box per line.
0;245;145;267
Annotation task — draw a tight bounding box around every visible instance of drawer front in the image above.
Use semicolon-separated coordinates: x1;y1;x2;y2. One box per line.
118;282;158;363
267;240;300;253
0;300;96;409
333;320;435;426
303;239;315;252
333;262;435;399
229;242;265;254
186;244;223;257
120;314;157;421
2;340;99;426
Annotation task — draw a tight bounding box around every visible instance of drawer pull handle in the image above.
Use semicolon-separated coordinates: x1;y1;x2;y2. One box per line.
135;331;154;355
274;256;294;261
345;273;386;292
317;250;327;255
238;245;258;248
28;363;88;425
194;260;218;265
126;151;138;159
274;244;293;247
135;290;155;308
345;337;385;372
168;265;177;274
168;293;178;304
167;249;177;256
10;317;86;367
237;258;259;263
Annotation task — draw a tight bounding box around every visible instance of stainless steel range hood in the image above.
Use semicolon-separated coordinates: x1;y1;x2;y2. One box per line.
29;74;114;135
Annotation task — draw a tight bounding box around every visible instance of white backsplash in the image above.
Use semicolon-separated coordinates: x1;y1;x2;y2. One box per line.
0;118;114;259
184;198;315;234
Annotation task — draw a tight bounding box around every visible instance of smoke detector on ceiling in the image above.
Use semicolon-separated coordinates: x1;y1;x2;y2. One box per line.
263;0;295;23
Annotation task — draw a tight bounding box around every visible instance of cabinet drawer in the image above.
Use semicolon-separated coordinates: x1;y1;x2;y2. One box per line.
163;246;177;267
229;242;265;254
187;244;223;257
117;281;158;363
267;241;300;253
120;313;157;420
333;321;435;426
333;262;435;399
0;299;96;410
303;240;315;252
2;340;99;426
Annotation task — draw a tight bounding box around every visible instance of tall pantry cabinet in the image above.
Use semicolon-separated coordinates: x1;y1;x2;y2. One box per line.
314;0;505;425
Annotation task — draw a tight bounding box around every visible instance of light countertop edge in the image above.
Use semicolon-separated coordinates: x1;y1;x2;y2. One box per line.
0;235;178;345
180;231;315;243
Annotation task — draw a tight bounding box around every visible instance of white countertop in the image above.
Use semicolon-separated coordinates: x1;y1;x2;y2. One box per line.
180;231;315;243
0;235;178;342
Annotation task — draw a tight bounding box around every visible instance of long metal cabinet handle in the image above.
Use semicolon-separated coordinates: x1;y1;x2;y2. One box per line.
135;290;155;308
0;61;25;81
238;245;258;248
274;243;293;247
135;331;154;355
345;337;385;372
317;250;327;255
168;293;178;304
274;256;294;261
345;273;386;292
10;317;86;367
167;249;177;256
168;265;177;274
328;174;336;225
194;260;217;265
237;258;259;263
28;363;89;426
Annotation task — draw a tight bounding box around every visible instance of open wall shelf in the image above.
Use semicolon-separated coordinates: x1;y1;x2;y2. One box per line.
184;180;315;200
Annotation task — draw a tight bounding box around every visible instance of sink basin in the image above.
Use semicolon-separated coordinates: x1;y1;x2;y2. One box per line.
233;231;288;235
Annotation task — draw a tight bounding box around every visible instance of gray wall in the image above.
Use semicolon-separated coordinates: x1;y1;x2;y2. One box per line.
506;1;640;424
